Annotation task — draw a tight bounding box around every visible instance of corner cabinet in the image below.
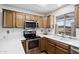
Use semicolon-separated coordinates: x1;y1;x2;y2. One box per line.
43;15;54;28
15;12;25;28
3;9;14;28
40;37;70;54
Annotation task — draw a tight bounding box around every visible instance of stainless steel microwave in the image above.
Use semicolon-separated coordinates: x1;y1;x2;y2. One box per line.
24;21;37;29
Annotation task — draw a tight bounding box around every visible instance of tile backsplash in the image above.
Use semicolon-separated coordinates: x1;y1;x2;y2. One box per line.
36;28;55;35
0;28;55;36
0;28;24;35
76;28;79;38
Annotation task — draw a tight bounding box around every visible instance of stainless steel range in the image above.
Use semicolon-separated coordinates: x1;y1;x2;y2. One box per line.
24;29;36;39
23;20;40;53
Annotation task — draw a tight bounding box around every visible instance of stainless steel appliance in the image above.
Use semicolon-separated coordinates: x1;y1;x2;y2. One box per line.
26;38;40;53
24;20;37;29
24;20;37;39
70;46;79;54
23;29;36;39
23;20;40;53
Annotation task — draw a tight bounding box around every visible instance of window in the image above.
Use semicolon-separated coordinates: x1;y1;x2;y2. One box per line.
55;12;75;36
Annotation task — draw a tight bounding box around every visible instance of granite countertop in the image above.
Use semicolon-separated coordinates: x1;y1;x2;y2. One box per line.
38;34;79;48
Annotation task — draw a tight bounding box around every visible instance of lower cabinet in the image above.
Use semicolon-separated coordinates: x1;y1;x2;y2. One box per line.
55;46;69;54
39;37;46;51
40;37;70;54
46;41;55;54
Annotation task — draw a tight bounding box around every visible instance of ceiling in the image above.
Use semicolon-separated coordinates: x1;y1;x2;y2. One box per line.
3;4;67;15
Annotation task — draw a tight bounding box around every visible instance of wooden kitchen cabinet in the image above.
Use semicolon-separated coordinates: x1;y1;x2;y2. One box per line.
25;14;31;20
42;15;54;28
30;15;35;21
3;9;52;28
39;37;70;54
55;41;70;50
43;18;47;28
75;5;79;28
46;39;55;54
40;37;46;51
47;15;54;28
37;16;43;28
3;9;14;28
55;46;69;54
13;12;16;27
30;15;38;22
55;41;70;54
15;12;25;28
47;15;51;28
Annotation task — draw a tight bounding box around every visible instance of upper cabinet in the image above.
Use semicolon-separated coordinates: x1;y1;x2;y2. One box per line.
15;12;25;28
43;18;47;28
3;9;53;28
75;5;79;28
25;14;31;20
30;15;37;22
42;15;54;28
3;9;14;28
37;16;43;28
30;15;35;20
47;15;54;28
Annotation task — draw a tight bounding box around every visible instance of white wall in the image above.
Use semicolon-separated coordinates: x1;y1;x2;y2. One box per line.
0;5;2;28
50;5;75;26
49;5;75;34
0;5;44;16
52;5;74;16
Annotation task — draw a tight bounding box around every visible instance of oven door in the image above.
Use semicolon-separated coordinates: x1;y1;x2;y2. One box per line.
26;39;39;52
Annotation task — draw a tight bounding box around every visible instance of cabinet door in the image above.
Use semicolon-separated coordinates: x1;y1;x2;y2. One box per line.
25;14;31;20
55;46;69;54
30;15;35;20
3;10;13;28
43;18;47;28
47;15;51;28
46;40;55;54
75;7;79;28
16;12;25;28
55;41;70;50
47;15;54;28
37;16;43;28
13;12;16;27
40;37;46;51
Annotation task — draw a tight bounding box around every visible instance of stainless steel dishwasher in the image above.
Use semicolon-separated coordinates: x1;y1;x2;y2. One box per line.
70;46;79;54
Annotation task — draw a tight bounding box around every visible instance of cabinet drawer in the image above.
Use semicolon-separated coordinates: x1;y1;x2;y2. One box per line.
56;41;70;50
46;41;55;54
47;38;56;44
56;46;69;54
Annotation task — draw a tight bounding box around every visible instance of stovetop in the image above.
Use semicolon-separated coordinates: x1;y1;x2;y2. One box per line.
26;35;40;40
